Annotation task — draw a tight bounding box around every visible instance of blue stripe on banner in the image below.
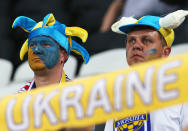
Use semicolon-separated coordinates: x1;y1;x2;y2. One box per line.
113;121;115;131
31;82;36;89
147;114;151;131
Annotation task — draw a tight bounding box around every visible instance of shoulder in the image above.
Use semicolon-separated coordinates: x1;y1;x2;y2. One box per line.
65;74;71;81
16;80;34;93
151;105;183;130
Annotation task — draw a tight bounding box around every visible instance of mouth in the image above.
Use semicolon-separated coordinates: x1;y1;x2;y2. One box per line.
131;54;144;59
32;57;41;61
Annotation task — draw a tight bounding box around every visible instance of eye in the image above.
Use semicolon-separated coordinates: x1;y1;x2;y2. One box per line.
42;43;51;48
143;39;152;45
29;43;36;49
128;38;136;44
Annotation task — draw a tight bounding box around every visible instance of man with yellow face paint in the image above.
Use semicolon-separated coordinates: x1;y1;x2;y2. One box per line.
13;14;93;131
13;13;89;91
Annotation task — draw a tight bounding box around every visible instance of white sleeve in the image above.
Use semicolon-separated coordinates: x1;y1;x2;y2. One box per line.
180;103;188;129
104;120;114;131
150;105;182;131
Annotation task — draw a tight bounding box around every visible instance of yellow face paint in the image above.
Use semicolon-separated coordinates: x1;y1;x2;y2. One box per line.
28;47;46;71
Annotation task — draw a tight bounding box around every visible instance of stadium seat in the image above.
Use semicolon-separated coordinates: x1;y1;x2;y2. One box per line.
63;55;77;79
0;83;24;97
0;55;78;97
13;61;33;82
79;48;129;77
170;43;188;56
0;59;13;88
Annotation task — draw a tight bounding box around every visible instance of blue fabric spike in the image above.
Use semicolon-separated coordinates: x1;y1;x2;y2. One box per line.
12;16;37;32
71;40;90;64
53;21;67;34
42;14;51;27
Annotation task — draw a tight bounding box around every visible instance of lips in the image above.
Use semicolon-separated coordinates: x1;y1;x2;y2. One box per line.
131;54;144;59
32;57;41;61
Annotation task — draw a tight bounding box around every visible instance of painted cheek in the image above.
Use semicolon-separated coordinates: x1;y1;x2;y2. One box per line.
146;48;159;60
28;47;33;63
28;47;46;71
39;45;60;69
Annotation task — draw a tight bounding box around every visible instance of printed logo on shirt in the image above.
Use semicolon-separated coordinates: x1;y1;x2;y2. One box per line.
114;114;147;131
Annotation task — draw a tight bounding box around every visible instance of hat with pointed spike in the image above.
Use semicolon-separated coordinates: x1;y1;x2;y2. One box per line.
111;10;188;47
12;13;89;64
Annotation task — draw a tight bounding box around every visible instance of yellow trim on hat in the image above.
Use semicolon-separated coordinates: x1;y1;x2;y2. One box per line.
20;39;29;60
31;21;43;31
19;22;43;60
43;14;56;27
159;28;174;47
71;49;82;56
67;37;72;48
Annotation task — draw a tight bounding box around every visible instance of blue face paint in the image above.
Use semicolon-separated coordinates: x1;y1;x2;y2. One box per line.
28;36;60;69
147;48;157;56
147;48;158;60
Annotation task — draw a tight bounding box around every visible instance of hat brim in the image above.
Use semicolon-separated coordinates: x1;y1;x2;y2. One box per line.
119;23;159;34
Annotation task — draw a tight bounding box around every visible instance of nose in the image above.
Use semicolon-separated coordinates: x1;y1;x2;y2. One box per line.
132;40;143;51
33;46;43;55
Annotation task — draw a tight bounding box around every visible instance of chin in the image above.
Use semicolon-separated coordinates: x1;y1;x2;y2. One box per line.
31;67;47;71
129;60;145;66
29;63;46;71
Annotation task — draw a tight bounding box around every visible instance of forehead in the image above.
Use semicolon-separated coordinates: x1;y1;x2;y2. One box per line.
127;28;160;38
29;36;57;43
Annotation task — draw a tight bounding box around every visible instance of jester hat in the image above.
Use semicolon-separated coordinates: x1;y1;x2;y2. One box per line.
111;10;188;47
12;13;90;64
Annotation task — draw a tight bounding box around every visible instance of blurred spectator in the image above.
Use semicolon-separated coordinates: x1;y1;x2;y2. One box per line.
100;0;179;32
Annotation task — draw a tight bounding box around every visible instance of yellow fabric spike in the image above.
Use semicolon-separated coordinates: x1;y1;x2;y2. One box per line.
20;39;29;60
31;21;43;31
65;27;88;43
43;14;56;27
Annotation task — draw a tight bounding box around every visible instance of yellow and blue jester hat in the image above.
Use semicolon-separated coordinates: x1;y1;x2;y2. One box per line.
111;10;188;47
12;13;89;64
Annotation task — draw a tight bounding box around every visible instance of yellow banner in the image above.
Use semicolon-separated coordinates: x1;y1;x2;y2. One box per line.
0;53;188;131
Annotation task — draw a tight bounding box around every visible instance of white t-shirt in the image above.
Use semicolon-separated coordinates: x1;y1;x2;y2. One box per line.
117;0;178;18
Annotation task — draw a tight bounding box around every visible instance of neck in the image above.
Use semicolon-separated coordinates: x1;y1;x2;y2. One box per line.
33;66;63;88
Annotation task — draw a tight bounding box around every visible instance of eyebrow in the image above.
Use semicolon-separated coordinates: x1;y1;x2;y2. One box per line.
127;34;152;39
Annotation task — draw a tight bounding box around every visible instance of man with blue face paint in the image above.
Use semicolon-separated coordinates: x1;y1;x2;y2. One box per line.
13;14;93;131
104;10;188;131
28;36;61;70
13;13;89;91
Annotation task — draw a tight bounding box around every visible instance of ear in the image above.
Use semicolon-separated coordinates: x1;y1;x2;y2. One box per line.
59;49;68;64
162;46;171;57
